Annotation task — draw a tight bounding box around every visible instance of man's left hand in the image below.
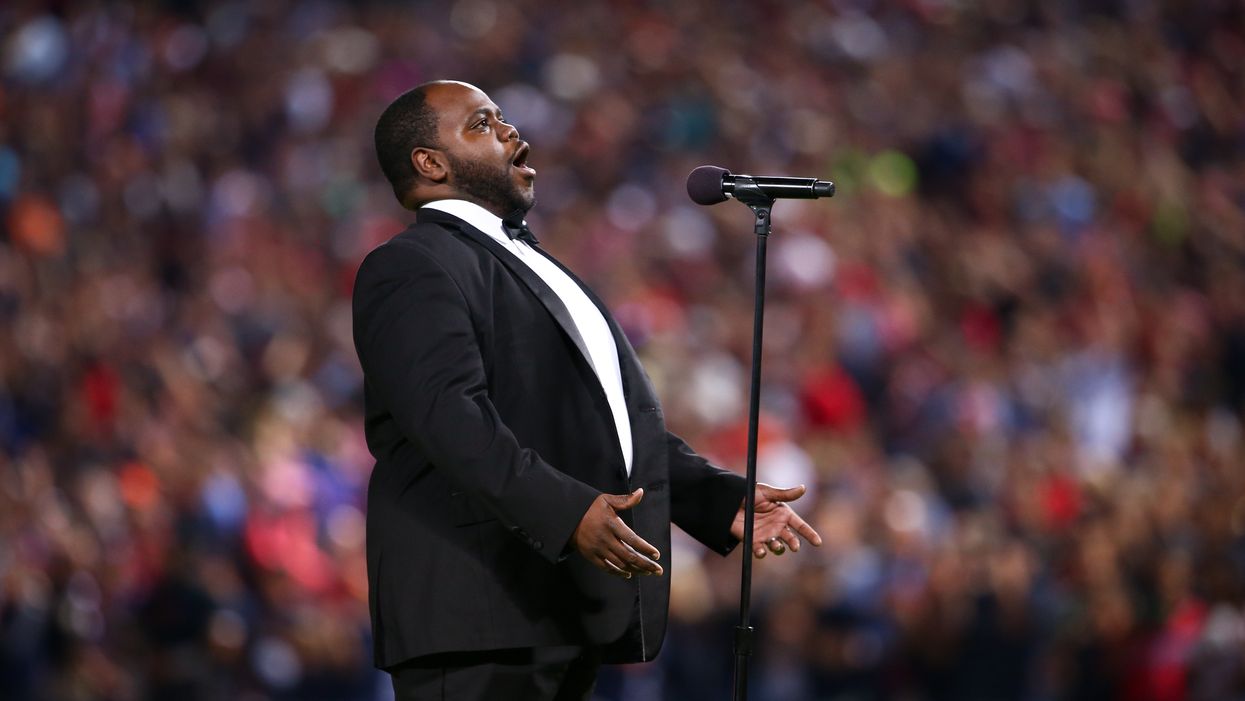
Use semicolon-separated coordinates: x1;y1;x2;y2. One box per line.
730;484;823;558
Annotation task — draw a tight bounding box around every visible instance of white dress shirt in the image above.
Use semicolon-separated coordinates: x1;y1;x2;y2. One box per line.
422;199;634;475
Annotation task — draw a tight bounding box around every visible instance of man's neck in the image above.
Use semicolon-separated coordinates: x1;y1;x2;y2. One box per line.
416;193;509;219
421;200;507;241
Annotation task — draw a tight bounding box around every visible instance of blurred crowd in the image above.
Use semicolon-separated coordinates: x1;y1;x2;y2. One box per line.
2;0;1244;699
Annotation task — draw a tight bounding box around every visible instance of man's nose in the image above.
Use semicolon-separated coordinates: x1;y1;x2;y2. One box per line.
499;121;519;142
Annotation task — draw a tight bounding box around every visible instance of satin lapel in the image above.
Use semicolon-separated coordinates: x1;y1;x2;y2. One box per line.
533;248;659;411
534;250;672;484
532;249;677;485
417;209;596;377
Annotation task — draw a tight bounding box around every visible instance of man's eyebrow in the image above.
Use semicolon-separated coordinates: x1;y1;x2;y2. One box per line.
465;106;501;123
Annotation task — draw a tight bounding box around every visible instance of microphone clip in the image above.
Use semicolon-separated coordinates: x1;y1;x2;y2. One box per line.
729;176;775;236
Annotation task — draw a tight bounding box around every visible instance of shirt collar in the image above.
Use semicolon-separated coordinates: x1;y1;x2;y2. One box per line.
421;199;509;244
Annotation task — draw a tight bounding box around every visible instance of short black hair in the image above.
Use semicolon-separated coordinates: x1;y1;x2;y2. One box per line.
374;84;441;205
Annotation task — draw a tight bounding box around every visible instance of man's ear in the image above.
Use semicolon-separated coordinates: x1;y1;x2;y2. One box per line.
411;146;449;183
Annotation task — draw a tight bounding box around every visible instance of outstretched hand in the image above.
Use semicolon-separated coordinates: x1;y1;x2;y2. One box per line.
730;483;823;558
572;489;664;579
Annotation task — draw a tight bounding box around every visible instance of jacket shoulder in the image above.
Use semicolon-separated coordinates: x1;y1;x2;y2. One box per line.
361;221;468;264
355;220;485;284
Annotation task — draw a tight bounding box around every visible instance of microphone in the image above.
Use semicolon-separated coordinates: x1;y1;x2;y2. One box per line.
686;165;835;205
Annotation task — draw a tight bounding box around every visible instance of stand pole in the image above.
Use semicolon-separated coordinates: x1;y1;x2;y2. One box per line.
731;183;774;701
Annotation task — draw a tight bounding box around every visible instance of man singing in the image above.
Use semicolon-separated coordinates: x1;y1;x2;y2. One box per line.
353;80;822;700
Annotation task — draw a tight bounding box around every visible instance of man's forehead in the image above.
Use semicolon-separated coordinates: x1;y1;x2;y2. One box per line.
426;82;498;120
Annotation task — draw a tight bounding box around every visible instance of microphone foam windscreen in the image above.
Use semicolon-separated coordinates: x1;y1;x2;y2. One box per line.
687;165;730;205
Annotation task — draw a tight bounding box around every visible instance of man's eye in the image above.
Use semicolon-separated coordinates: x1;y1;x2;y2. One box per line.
476;119;489;129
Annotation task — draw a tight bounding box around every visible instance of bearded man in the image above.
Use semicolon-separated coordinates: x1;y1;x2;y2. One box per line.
353;80;821;700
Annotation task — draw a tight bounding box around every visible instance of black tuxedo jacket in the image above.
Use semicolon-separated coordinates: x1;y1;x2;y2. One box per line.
352;207;746;669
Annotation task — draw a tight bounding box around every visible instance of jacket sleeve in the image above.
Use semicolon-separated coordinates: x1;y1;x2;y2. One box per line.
352;239;600;563
665;431;747;555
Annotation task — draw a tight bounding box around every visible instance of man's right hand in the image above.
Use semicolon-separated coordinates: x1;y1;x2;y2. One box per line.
571;489;663;579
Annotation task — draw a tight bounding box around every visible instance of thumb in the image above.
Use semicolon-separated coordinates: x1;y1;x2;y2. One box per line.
762;484;806;502
606;488;644;512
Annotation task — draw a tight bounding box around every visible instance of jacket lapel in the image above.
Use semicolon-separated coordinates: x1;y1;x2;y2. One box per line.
539;251;670;484
416;208;596;382
534;248;660;412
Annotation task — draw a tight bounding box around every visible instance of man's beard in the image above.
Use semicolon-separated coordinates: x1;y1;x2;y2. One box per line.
446;152;534;216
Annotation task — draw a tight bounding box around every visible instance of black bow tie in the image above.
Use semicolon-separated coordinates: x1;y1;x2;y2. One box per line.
502;213;539;245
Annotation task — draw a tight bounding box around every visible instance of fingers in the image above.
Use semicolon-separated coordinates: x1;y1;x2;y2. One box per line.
754;535;787;558
614;542;664;576
759;483;806;503
602;557;630;578
591;539;662;577
577;489;668;578
750;505;824;559
605;488;644;512
606;519;663;575
607;517;661;561
594;549;661;578
774;511;820;548
775;526;799;553
785;510;823;547
755;529;797;556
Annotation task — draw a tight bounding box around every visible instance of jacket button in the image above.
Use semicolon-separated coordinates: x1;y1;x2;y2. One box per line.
533;540;543;550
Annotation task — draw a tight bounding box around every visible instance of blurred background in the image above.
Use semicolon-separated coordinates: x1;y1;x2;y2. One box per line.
2;0;1244;699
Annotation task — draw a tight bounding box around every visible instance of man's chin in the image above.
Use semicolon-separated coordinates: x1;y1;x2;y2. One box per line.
512;186;535;213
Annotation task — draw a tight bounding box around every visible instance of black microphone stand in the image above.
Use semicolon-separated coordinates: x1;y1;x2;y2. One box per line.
729;177;775;701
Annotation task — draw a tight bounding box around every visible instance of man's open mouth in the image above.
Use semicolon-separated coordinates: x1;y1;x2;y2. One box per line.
512;142;535;177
